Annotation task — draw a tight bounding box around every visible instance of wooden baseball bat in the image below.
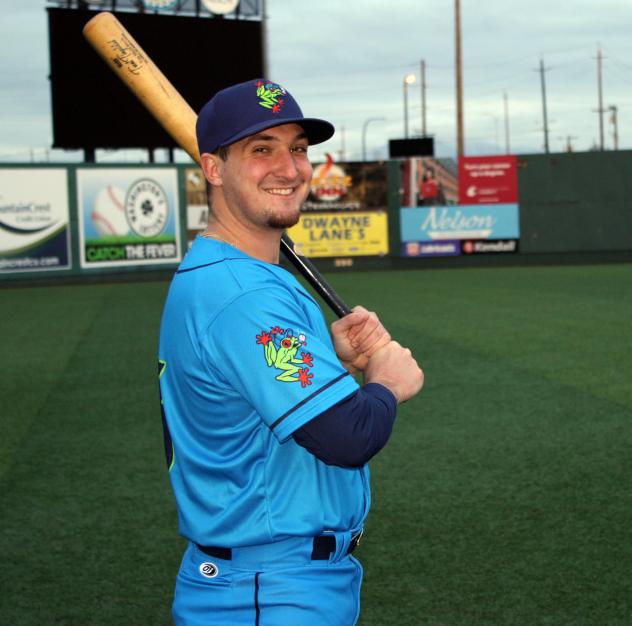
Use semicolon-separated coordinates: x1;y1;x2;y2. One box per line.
82;11;351;318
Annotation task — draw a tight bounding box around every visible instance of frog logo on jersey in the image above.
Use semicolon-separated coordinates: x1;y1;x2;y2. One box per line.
256;326;314;387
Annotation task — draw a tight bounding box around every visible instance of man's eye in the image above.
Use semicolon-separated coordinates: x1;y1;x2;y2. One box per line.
292;145;308;154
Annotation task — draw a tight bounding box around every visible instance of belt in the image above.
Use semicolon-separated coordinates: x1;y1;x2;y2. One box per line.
198;531;363;562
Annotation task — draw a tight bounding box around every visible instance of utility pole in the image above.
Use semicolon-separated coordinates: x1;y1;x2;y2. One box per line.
594;45;606;150
260;0;269;77
537;56;550;153
609;105;619;150
420;60;427;137
455;0;464;157
503;92;511;154
559;135;578;152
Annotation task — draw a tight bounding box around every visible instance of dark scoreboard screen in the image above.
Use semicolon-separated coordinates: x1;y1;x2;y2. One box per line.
48;8;263;150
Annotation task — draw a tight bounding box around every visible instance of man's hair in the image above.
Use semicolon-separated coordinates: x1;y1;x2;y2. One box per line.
215;145;229;161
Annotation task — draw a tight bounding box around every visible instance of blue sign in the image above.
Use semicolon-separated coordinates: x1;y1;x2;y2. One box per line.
400;204;520;242
401;240;461;257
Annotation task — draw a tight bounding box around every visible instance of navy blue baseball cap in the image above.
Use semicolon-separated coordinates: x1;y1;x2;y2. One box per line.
196;79;335;154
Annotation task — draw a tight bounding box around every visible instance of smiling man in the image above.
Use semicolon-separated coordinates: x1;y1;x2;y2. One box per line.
202;123;310;241
158;79;424;625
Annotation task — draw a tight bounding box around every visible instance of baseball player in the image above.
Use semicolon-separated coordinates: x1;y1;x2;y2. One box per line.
158;79;424;625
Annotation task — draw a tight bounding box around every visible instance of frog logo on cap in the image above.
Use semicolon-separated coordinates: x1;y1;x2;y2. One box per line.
255;81;286;114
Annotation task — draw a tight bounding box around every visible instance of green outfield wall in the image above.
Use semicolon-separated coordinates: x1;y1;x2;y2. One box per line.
1;150;631;284
518;150;632;253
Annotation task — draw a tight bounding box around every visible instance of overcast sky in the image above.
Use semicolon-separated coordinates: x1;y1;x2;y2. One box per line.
2;0;632;163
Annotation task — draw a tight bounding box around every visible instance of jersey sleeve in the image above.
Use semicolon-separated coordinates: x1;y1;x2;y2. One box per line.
202;286;360;442
293;383;397;467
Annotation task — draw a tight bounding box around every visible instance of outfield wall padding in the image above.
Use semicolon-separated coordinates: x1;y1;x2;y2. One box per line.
517;150;632;253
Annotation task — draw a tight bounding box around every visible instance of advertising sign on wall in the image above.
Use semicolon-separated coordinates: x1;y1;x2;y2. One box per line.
184;167;208;247
400;204;520;257
400;157;459;208
294;157;389;257
0;168;71;273
401;154;520;257
77;168;181;269
458;155;518;205
288;211;389;258
400;204;520;241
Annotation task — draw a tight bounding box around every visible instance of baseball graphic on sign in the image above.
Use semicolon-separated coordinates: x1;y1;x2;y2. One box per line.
91;186;130;237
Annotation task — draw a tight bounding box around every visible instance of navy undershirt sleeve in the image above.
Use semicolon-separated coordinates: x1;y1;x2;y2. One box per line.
292;383;397;468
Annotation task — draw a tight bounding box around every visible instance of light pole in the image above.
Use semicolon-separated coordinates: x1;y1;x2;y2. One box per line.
538;56;550;153
420;60;427;137
595;46;605;151
503;92;511;154
361;117;385;161
455;0;464;157
403;73;416;138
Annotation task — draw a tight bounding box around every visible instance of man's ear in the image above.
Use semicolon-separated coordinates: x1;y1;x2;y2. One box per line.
200;153;223;186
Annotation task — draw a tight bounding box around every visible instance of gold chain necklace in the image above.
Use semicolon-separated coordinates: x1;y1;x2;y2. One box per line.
200;230;236;248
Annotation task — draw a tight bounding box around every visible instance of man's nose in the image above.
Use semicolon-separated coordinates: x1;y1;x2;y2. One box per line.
272;149;301;179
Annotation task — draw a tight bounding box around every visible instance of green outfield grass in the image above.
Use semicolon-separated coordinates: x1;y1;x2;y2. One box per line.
1;264;631;625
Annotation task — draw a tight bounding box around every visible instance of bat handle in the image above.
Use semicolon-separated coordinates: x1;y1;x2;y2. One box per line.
280;233;352;318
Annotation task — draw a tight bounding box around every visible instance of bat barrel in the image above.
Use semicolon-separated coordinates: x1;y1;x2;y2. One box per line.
82;11;200;163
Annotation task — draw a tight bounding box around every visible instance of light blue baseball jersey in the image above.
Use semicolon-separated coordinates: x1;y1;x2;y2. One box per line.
158;236;370;547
